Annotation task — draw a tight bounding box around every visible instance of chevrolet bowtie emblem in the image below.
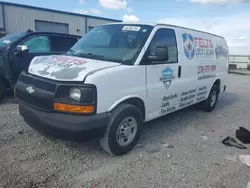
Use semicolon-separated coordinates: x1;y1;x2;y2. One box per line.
26;86;35;94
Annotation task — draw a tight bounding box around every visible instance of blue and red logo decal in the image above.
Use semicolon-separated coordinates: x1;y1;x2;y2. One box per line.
160;67;175;89
182;33;195;60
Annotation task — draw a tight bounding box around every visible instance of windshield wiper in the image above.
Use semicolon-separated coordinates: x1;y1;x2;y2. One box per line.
68;49;77;55
69;51;122;63
77;52;106;60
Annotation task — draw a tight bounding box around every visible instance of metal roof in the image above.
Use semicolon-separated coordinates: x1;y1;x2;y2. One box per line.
0;1;122;22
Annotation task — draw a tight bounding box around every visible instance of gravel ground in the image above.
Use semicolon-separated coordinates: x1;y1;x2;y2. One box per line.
1;74;250;188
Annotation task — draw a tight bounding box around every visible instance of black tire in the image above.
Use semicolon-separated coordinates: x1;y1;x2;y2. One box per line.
99;103;143;156
200;84;220;112
0;78;6;103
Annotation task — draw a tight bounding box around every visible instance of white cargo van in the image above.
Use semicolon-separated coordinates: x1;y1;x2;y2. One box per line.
15;23;228;156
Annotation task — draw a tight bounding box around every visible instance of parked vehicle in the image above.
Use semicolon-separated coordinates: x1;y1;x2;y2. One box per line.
0;30;80;101
15;23;228;156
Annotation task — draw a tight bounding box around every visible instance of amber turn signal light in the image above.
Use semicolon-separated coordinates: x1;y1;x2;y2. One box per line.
53;103;94;114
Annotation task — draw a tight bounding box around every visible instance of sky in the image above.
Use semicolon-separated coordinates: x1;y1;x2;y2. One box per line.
2;0;250;55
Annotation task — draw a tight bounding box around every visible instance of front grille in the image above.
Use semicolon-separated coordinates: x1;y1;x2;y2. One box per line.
18;74;57;92
16;89;53;110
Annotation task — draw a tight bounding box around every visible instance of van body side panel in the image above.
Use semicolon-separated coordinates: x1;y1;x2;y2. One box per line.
213;37;229;91
143;26;228;121
84;65;147;114
177;28;215;105
172;28;202;111
178;28;228;102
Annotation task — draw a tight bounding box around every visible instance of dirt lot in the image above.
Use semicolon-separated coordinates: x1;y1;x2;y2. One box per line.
1;74;250;188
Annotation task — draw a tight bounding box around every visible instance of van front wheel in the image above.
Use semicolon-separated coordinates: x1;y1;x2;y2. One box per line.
200;84;219;112
99;104;143;156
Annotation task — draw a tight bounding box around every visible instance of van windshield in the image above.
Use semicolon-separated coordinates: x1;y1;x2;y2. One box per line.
68;24;153;65
0;33;25;49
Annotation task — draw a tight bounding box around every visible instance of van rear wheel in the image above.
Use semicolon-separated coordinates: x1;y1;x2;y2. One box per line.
0;78;6;102
200;84;219;112
99;104;143;156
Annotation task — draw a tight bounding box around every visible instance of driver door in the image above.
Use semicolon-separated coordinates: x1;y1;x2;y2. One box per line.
10;35;52;84
145;27;182;120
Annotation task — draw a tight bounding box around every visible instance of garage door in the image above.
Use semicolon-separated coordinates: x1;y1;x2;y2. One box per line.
35;20;69;34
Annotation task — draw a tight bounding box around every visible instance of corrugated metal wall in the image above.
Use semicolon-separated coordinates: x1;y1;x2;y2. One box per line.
4;5;86;35
0;5;3;29
87;18;116;28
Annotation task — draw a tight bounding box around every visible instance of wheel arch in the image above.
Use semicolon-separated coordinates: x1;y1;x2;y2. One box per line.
213;78;221;93
204;78;221;100
108;95;146;121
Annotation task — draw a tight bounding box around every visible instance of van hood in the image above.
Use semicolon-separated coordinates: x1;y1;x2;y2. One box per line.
28;55;121;81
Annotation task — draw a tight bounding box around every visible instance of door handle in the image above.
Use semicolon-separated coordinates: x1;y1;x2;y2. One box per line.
178;66;181;78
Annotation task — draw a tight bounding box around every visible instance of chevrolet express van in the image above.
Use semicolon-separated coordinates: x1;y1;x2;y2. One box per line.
15;23;228;156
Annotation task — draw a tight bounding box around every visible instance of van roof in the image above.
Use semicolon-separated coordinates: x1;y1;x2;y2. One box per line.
104;22;225;39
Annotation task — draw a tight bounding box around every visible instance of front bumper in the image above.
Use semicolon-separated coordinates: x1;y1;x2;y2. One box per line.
19;103;109;141
15;72;106;140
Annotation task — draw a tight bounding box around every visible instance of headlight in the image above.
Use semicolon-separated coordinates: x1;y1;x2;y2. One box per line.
69;88;81;101
55;85;96;103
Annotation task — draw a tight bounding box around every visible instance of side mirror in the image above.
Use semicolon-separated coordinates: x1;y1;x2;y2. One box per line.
16;45;29;53
148;45;169;61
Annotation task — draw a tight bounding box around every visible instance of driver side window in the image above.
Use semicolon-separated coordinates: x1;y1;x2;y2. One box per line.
149;28;178;63
23;36;50;53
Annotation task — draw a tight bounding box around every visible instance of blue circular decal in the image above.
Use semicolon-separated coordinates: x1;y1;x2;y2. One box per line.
182;33;195;60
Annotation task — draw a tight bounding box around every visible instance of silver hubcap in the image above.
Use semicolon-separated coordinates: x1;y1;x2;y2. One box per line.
116;116;138;147
210;91;217;107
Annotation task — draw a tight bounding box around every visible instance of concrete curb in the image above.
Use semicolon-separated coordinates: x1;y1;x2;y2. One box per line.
228;71;250;75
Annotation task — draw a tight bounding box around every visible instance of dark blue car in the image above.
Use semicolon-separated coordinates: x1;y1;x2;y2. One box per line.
0;30;80;101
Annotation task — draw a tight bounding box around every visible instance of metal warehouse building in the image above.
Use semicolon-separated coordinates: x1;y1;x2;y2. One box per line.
229;55;250;69
0;1;121;37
